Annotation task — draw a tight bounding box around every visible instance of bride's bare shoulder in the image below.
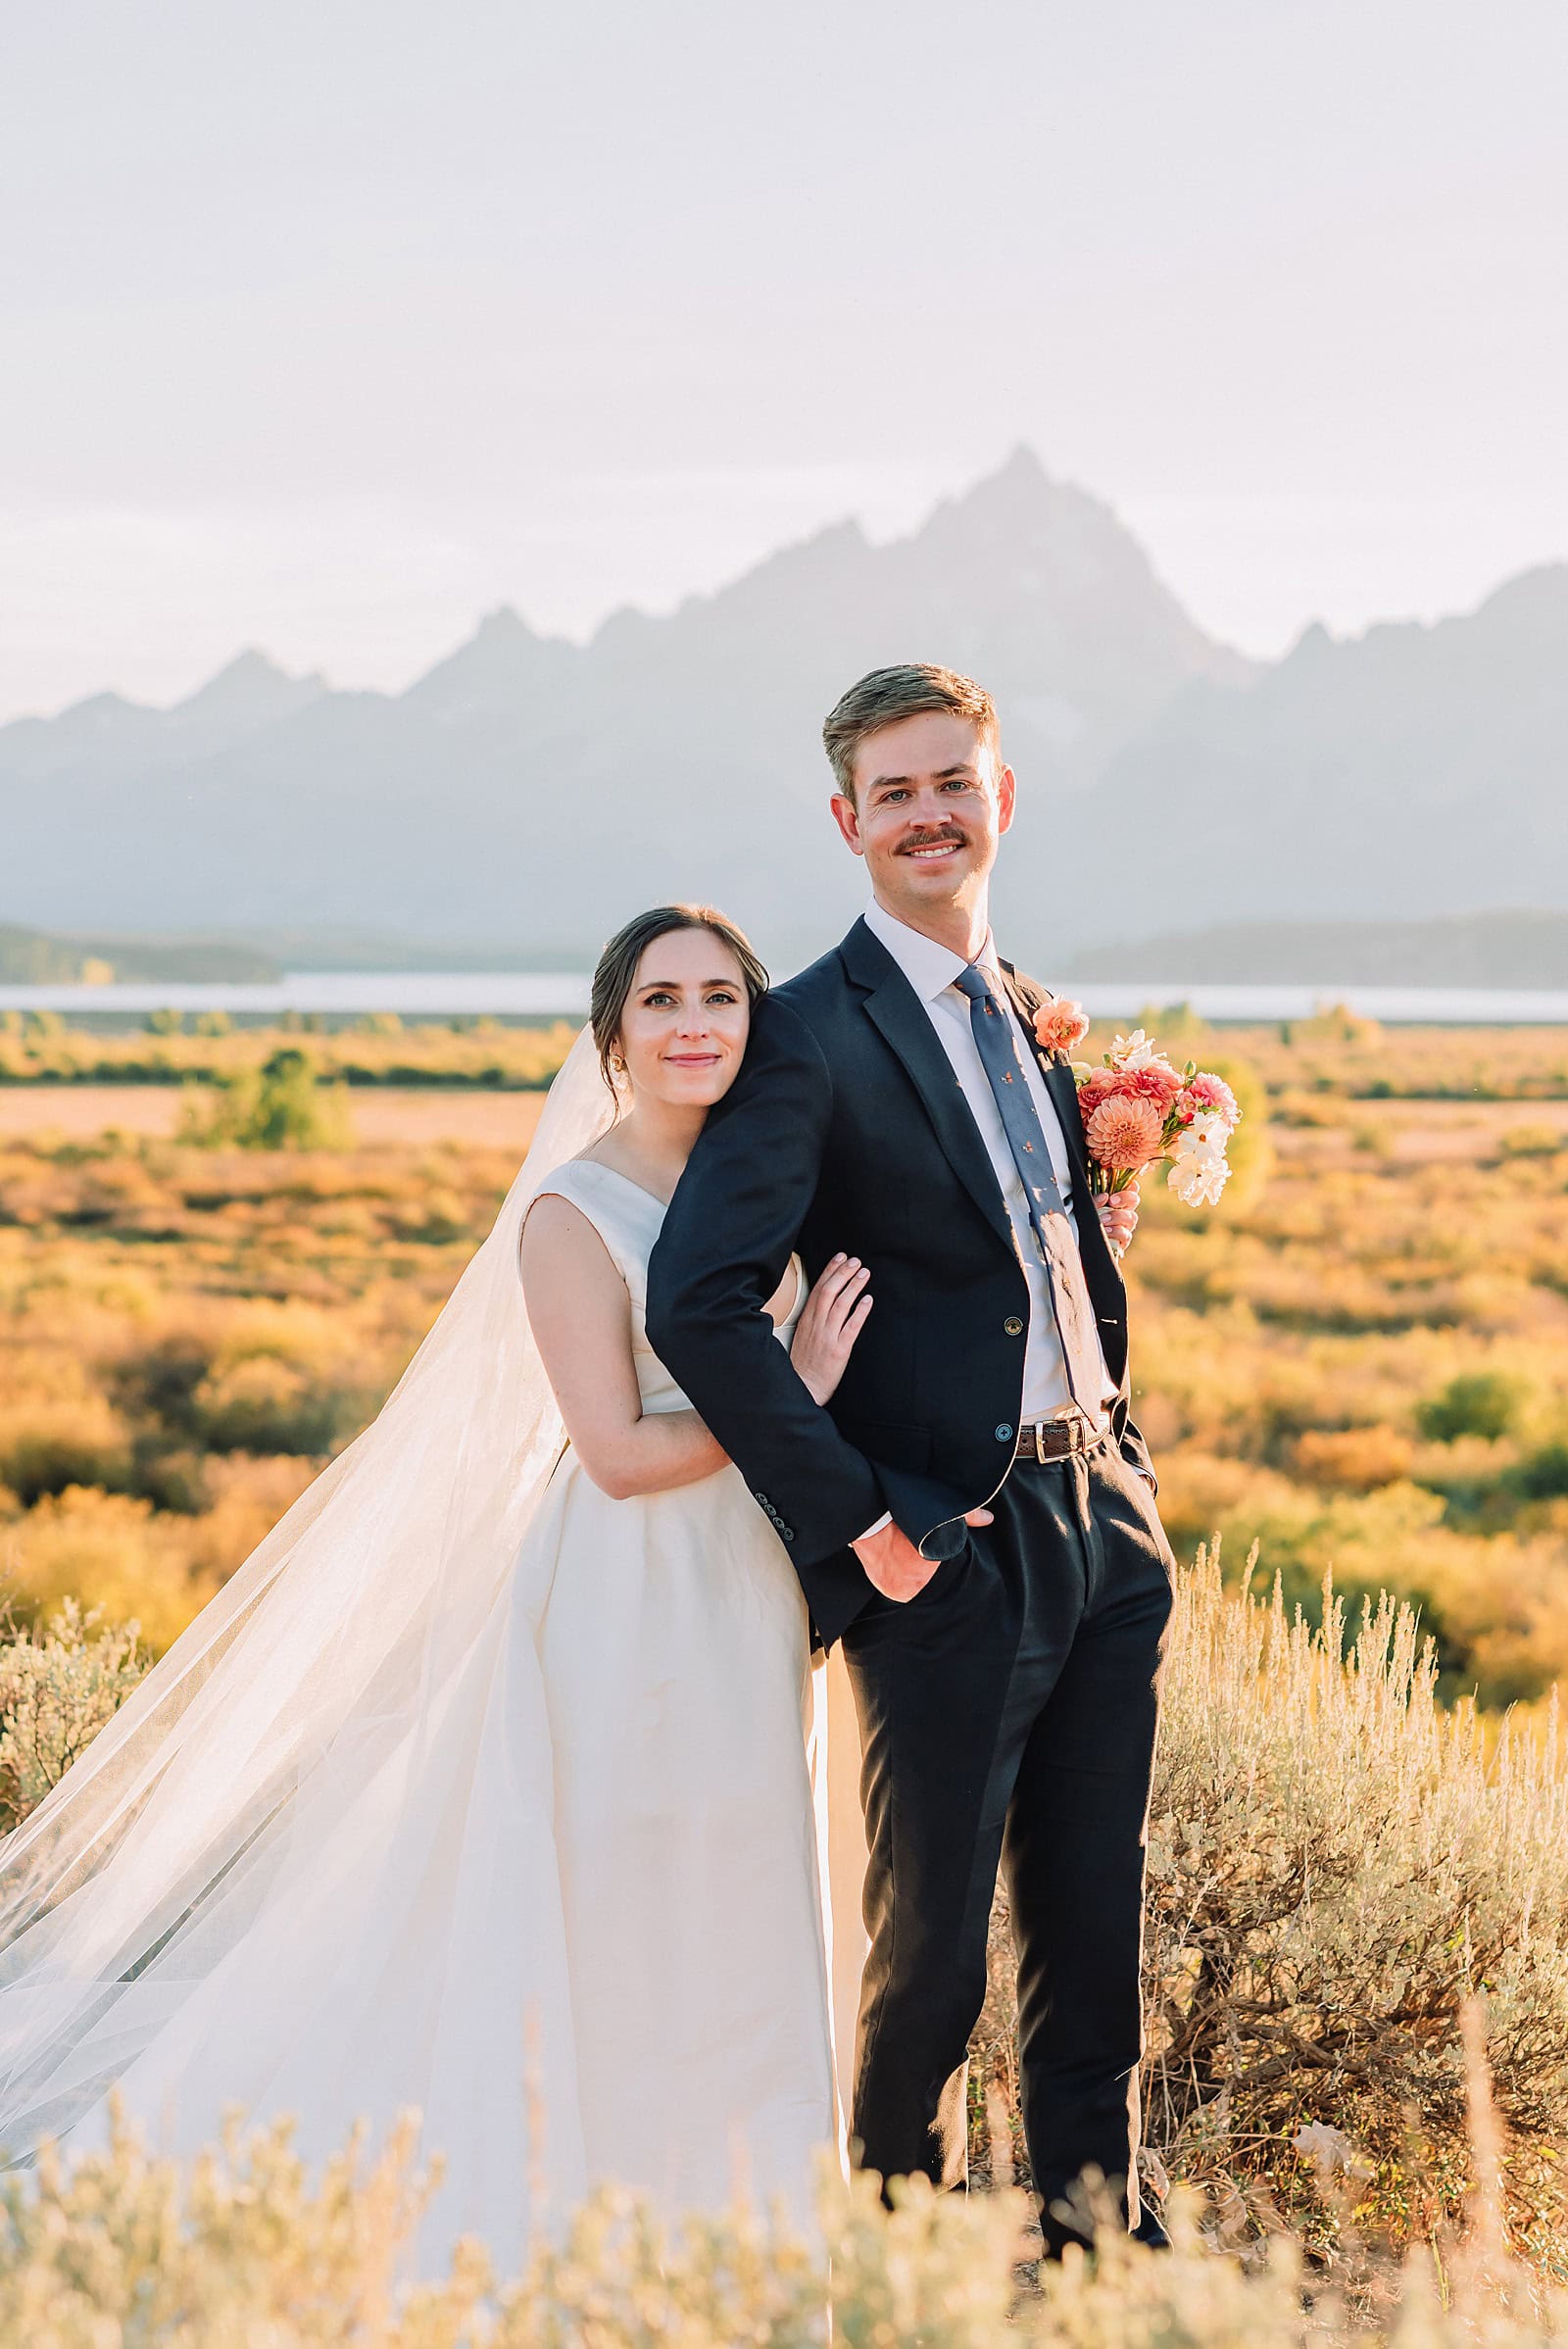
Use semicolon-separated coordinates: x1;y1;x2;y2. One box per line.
519;1172;605;1258
519;1188;626;1317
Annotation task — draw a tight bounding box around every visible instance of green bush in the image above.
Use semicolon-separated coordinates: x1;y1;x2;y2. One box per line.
1417;1372;1526;1444
178;1050;352;1151
1517;1444;1568;1503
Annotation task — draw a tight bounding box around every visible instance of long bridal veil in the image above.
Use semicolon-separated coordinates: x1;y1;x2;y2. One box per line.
0;1030;617;2164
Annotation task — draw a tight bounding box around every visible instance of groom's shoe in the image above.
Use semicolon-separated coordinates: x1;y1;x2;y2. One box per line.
1038;2211;1173;2268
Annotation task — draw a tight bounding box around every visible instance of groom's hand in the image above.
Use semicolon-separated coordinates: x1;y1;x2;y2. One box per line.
853;1506;994;1603
1096;1180;1141;1255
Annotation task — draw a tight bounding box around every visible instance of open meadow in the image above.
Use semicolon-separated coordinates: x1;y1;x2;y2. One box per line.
4;1006;1567;1696
4;1006;1568;2331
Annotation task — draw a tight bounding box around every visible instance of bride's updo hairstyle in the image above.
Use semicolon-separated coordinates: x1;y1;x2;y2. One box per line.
589;905;769;1098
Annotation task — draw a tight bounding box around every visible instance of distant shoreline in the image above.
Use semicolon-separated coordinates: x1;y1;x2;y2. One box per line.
6;972;1568;1027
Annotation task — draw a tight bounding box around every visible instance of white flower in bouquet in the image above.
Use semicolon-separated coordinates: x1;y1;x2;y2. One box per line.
1107;1028;1161;1072
1168;1114;1232;1206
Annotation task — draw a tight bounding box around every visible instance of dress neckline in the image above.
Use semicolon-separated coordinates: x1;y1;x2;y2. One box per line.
568;1157;671;1213
566;1156;805;1328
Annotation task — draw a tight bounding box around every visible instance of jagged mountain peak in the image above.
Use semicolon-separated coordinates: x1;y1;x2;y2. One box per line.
469;605;537;644
403;602;579;720
174;647;328;716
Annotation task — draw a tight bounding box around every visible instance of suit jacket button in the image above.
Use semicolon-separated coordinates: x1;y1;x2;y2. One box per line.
995;1423;1013;1442
1004;1316;1024;1336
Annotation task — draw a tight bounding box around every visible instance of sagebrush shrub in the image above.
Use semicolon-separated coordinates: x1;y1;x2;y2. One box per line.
0;1598;146;1834
977;1545;1568;2262
5;2101;1568;2344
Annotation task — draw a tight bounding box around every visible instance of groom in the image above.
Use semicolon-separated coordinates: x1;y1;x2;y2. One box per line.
646;663;1174;2253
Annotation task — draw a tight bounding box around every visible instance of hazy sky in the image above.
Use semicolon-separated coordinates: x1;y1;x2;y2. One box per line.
3;0;1565;721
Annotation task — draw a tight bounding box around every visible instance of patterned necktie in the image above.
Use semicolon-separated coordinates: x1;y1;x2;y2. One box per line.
953;963;1102;1417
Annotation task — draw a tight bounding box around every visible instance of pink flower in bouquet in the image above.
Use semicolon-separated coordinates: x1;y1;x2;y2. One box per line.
1086;1094;1166;1172
1121;1060;1185;1111
1184;1071;1241;1129
1033;998;1092;1054
1077;1065;1121;1117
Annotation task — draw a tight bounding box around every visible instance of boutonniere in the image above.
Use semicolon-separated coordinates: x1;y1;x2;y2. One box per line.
1030;998;1093;1055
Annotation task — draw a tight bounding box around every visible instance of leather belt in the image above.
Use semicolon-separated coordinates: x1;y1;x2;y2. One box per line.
1012;1414;1109;1465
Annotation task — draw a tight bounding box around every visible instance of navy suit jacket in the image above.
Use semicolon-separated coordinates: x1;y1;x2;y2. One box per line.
645;917;1154;1647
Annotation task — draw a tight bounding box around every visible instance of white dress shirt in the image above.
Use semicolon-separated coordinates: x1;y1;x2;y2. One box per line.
861;895;1115;1425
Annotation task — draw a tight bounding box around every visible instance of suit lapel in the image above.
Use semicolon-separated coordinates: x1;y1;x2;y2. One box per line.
841;921;1014;1251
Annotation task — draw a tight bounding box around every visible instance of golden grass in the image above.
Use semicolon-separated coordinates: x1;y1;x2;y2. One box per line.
1;1019;1566;1708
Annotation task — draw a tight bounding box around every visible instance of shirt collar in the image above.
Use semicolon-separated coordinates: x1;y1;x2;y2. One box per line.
863;896;1002;1005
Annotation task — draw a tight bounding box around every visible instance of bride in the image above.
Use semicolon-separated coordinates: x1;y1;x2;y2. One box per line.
0;905;870;2268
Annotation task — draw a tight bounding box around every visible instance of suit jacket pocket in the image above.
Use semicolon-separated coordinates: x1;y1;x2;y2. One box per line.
834;1414;933;1475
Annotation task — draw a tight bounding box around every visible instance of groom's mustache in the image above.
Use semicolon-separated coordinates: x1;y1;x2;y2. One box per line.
898;828;969;853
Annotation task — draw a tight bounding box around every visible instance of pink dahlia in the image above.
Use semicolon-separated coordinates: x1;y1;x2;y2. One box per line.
1121;1059;1185;1111
1033;997;1092;1054
1086;1093;1166;1172
1185;1070;1241;1128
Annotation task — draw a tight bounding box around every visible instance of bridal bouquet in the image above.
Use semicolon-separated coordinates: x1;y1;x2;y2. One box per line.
1032;1003;1241;1208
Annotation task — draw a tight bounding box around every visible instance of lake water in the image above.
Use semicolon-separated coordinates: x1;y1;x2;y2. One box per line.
3;973;1568;1025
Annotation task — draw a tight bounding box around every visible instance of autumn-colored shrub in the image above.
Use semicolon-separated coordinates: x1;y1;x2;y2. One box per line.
0;1394;132;1505
0;1487;218;1653
1292;1424;1415;1491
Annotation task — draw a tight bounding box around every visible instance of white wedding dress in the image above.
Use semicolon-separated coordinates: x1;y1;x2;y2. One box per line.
518;1159;839;2212
0;1041;861;2276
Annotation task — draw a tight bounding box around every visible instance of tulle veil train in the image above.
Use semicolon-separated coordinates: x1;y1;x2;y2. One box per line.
0;1029;866;2264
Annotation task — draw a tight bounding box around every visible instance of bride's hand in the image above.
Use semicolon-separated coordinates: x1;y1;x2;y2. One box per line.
791;1253;872;1405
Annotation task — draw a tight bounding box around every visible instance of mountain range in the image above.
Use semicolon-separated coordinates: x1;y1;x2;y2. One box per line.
4;447;1565;974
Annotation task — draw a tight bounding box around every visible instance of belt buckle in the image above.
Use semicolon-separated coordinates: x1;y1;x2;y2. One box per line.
1056;1406;1096;1457
1032;1422;1048;1464
1049;1403;1080;1460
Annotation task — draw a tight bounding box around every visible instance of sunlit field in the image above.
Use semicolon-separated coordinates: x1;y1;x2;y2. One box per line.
3;1008;1566;1696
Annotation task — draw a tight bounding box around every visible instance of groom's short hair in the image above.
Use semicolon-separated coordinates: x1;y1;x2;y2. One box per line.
822;663;1000;802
